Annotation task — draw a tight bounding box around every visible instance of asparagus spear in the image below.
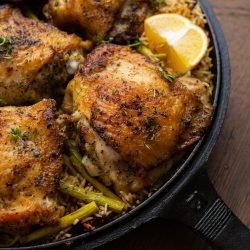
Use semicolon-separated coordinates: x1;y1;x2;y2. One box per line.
63;155;84;181
20;202;98;245
60;180;125;213
138;45;166;61
66;141;121;200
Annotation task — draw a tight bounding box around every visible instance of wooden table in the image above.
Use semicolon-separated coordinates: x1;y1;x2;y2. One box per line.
99;1;250;249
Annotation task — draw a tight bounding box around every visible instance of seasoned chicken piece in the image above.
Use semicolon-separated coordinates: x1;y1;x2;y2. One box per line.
62;44;213;193
0;5;85;105
44;0;153;41
109;0;153;42
0;99;63;233
44;0;125;38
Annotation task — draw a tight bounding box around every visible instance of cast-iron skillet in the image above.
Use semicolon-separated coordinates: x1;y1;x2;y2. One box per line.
4;0;250;249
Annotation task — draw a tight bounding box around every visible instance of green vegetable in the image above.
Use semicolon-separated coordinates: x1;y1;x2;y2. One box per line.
127;39;143;49
60;180;125;213
144;143;152;150
20;202;98;245
0;98;7;106
159;67;176;82
66;141;121;200
33;150;40;158
0;36;14;59
63;155;84;180
95;34;114;44
138;45;166;61
70;154;121;200
10;128;29;142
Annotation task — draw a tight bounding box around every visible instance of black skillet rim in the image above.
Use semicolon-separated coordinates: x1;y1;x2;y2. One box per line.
2;0;230;249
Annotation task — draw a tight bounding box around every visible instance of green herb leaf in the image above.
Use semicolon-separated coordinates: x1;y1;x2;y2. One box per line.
144;117;158;128
122;110;128;116
112;89;119;95
0;36;14;59
95;34;114;44
127;39;143;49
0;98;7;106
159;67;176;82
10;128;21;142
33;150;40;158
144;143;152;150
10;128;30;142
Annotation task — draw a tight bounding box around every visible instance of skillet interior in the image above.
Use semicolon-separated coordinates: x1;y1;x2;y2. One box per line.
1;0;228;249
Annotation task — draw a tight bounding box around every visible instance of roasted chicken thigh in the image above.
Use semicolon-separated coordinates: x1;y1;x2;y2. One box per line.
0;5;84;105
44;0;153;41
44;0;124;38
0;99;63;234
62;44;213;193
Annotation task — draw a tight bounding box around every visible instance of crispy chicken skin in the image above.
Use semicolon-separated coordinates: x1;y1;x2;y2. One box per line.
109;0;153;42
44;0;153;41
62;44;213;193
0;99;63;233
0;5;84;105
44;0;124;38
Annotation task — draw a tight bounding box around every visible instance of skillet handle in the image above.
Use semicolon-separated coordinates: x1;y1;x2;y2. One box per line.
158;168;250;250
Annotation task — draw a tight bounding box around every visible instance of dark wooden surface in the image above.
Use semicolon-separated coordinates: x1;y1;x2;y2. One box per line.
99;1;250;249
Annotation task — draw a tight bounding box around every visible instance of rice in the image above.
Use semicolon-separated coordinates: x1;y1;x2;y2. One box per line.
53;0;214;242
157;0;207;28
141;0;214;87
2;1;213;246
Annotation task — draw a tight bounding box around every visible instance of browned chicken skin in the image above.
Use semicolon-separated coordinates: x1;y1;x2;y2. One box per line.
62;44;213;193
0;5;85;105
44;0;154;41
44;0;124;38
109;0;154;42
0;99;63;233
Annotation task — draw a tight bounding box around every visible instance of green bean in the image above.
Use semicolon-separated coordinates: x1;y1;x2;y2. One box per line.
60;180;125;213
20;202;98;245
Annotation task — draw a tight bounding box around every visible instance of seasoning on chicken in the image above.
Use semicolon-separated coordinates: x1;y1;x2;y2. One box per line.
62;44;213;193
109;0;153;42
44;0;124;39
0;99;63;234
44;0;153;41
0;5;85;105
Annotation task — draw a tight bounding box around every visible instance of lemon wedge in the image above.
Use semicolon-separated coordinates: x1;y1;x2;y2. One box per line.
144;14;208;74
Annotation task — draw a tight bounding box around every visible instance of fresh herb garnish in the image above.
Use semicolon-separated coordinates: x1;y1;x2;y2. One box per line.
32;128;39;137
10;128;29;142
95;34;114;44
10;128;21;142
0;36;14;59
122;110;128;116
0;98;7;106
153;88;160;97
33;150;40;158
159;67;176;82
144;117;158;128
150;133;158;141
154;0;165;5
127;39;143;49
144;143;152;150
112;89;119;95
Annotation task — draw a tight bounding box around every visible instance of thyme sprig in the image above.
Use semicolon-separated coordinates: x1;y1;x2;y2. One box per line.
0;36;14;59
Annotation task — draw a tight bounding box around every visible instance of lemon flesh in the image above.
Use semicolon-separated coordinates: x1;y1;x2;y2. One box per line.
144;14;208;74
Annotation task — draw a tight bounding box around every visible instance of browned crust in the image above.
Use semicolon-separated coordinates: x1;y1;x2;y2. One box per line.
0;99;63;233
